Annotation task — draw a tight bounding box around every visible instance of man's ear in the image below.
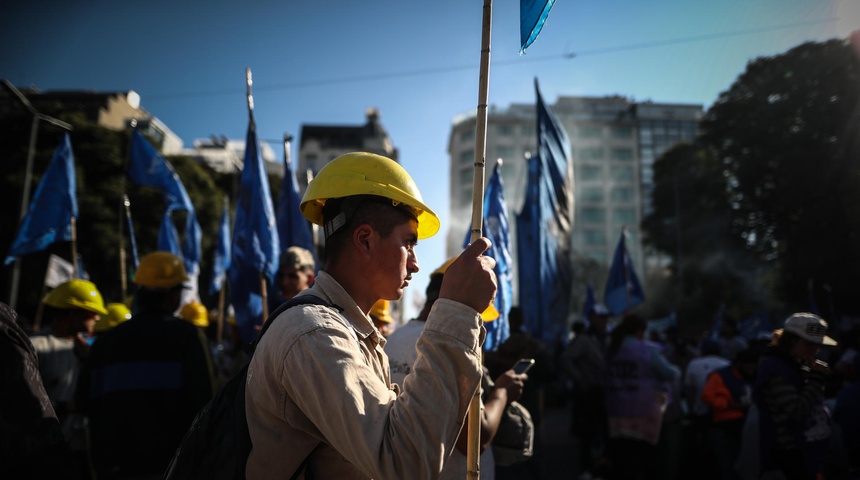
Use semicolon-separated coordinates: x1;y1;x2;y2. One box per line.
352;223;375;256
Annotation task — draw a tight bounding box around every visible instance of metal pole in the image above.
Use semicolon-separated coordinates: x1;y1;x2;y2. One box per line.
8;114;40;310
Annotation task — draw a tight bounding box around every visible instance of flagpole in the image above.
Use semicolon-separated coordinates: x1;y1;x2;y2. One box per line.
70;217;79;279
621;226;630;310
246;67;270;324
307;168;321;263
119;197;128;300
467;1;493;478
217;280;226;344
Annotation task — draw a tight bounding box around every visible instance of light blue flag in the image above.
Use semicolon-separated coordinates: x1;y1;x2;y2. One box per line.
229;118;280;343
516;79;575;346
128;129;201;275
603;229;645;316
5;133;78;265
276;155;315;262
210;199;232;295
520;0;556;53
463;162;513;351
157;210;183;258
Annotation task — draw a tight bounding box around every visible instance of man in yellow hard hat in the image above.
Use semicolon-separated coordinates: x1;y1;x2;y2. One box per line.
78;251;215;479
245;152;498;478
93;302;132;335
30;278;108;478
368;299;395;338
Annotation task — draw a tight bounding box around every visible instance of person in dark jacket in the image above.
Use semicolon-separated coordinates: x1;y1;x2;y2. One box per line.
754;312;837;480
79;252;214;479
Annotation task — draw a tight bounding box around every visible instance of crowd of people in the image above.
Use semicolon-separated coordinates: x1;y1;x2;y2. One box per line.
2;151;859;480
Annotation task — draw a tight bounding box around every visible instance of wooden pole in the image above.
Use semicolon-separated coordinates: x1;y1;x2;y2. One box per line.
217;282;226;344
70;217;79;279
119;197;128;300
467;1;493;478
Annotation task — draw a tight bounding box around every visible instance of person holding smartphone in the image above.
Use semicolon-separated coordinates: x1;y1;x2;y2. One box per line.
754;312;837;480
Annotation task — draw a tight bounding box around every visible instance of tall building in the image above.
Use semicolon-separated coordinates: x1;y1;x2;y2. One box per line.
447;95;702;303
0;87;183;154
182;135;282;176
296;108;398;193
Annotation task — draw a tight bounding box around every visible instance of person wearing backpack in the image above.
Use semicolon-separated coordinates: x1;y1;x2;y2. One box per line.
244;152;497;479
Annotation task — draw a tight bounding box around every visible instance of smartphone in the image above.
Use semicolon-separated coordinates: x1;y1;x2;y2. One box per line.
512;358;535;375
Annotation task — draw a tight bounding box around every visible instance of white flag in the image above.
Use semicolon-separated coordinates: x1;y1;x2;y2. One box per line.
44;254;74;288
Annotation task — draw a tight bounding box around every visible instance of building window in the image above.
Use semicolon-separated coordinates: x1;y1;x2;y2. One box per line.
460;150;474;166
613;207;636;226
497;125;514;136
610;187;634;203
460;130;475;142
581;207;605;224
580;165;602;181
520;125;536;136
578;126;603;138
580;148;603;160
610;148;633;161
586;250;607;264
610;165;634;181
580;187;604;203
583;229;606;245
610;126;633;138
496;146;515;160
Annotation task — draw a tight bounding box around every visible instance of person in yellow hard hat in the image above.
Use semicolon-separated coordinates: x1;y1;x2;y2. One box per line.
245;152;498;478
78;251;215;479
179;301;209;329
94;302;132;334
30;278;108;478
368;299;395;338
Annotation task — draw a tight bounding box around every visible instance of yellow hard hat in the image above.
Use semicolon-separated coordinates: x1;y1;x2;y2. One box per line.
133;251;188;289
369;299;394;324
300;152;440;239
96;302;132;333
431;257;500;322
180;302;209;328
42;279;109;315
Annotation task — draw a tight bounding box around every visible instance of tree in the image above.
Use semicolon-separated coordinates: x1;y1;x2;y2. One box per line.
699;39;860;315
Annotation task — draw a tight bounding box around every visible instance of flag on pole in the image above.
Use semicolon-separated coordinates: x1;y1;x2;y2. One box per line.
462;161;513;351
516;79;575;346
44;254;75;288
128;129;201;277
520;0;556;53
210;199;232;295
276;151;315;259
603;229;645;316
583;282;597;324
229;117;280;343
5;133;78;265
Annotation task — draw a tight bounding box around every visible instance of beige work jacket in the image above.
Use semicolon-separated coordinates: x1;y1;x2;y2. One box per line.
245;271;485;479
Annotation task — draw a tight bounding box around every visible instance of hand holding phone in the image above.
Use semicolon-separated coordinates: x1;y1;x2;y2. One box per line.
512;358;535;375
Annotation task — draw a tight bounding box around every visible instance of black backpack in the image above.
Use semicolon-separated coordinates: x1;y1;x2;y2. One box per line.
164;295;336;480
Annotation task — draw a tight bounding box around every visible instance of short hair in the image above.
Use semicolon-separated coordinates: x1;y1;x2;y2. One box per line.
322;196;415;262
279;246;315;273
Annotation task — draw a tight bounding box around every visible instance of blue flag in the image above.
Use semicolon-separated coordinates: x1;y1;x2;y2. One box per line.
520;0;556;53
128;129;201;275
229;118;280;343
5;133;78;265
462;162;513;351
583;282;597;324
516;79;575;346
276;154;315;261
603;229;645;316
210;199;232;295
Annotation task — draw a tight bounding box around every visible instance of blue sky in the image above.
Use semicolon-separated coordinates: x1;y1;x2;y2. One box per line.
2;0;857;319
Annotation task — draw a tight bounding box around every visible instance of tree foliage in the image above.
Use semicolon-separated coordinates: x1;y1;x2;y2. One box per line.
645;38;860;320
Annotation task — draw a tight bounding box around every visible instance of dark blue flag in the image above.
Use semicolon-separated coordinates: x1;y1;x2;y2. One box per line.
520;0;556;53
276;154;314;261
516;79;575;346
462;162;513;351
128;129;201;275
603;229;645;316
210;198;232;295
5;133;78;265
229;119;280;343
583;282;597;324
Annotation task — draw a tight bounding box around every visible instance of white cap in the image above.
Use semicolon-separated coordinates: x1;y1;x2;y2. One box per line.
784;312;837;346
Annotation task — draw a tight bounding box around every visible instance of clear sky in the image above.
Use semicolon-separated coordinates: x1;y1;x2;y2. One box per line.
2;0;858;320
